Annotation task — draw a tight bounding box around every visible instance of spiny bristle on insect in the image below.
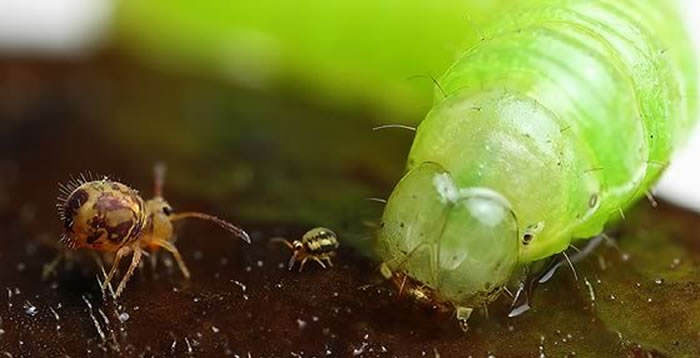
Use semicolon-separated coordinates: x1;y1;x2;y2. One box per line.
59;233;78;249
58;172;113;198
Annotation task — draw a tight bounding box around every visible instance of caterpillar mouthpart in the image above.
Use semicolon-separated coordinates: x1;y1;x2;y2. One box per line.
377;162;520;308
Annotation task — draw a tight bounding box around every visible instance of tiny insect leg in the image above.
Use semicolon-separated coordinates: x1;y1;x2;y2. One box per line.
324;256;334;267
115;246;143;297
103;246;132;290
298;257;310;272
153;239;191;279
312;257;327;269
287;253;298;271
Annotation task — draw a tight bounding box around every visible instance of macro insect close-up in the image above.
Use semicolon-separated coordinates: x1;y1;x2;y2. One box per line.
272;227;340;272
1;0;700;357
56;166;250;296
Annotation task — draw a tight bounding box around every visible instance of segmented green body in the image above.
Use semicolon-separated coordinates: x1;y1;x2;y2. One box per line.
377;0;697;310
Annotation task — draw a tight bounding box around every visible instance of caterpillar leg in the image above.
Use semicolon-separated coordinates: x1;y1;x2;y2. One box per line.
152;239;191;279
103;245;132;290
115;246;143;297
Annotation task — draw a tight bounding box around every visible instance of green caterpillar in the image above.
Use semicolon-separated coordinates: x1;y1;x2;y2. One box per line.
376;0;697;320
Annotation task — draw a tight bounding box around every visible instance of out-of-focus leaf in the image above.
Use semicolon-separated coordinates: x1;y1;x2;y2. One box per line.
114;0;508;121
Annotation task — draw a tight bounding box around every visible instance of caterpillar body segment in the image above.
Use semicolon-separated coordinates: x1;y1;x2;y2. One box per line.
377;0;697;312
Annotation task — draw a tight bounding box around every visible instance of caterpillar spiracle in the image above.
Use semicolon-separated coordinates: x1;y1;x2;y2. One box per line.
376;0;698;320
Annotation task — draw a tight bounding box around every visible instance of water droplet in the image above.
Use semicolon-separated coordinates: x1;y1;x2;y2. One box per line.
232;280;247;292
654;278;664;285
352;342;368;356
118;312;130;323
23;301;38;317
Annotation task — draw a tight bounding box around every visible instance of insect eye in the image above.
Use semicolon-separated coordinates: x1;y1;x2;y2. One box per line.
163;206;173;215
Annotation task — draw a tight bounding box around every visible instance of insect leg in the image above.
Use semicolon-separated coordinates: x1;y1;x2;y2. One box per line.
103;246;132;290
324;256;334;267
152;239;191;279
312;256;327;269
298;257;310;272
287;253;298;271
115;246;143;297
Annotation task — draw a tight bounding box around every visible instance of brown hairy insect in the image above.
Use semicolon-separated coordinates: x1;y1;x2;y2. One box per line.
56;165;250;297
272;227;339;272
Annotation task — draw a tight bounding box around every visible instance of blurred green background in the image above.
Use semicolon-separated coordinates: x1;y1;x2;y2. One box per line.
114;0;508;121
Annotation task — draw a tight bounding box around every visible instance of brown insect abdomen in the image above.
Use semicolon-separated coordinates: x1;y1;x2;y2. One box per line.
60;180;146;251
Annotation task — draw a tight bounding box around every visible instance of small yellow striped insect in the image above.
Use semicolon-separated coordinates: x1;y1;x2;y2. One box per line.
272;227;339;271
56;165;250;297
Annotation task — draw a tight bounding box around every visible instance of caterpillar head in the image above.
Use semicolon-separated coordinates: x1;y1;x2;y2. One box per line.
57;178;146;251
376;162;520;308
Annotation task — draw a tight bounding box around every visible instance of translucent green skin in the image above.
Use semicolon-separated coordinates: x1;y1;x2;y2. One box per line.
377;0;697;309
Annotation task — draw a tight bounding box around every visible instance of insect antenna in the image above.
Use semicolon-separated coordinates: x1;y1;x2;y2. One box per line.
169;212;251;243
269;237;294;250
153;162;166;198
